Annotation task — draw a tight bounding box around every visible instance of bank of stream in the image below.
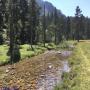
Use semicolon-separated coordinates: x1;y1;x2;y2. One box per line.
37;51;71;90
0;50;72;90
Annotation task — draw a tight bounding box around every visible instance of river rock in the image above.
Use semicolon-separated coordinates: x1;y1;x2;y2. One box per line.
8;66;11;69
40;74;45;78
11;72;15;75
57;51;62;54
6;69;9;73
48;65;53;69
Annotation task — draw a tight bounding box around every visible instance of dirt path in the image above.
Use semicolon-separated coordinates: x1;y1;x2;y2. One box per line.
0;50;71;90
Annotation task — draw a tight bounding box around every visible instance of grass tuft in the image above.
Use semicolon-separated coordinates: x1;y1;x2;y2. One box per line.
55;41;90;90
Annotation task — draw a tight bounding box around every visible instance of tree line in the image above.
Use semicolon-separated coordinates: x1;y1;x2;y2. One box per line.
0;0;90;63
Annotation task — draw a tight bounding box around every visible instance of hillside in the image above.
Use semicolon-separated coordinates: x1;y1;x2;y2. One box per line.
36;0;64;16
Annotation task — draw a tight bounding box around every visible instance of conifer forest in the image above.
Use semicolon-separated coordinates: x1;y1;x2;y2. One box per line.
0;0;90;90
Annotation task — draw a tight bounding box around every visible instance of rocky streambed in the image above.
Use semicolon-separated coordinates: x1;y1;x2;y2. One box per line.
0;50;72;90
37;51;71;90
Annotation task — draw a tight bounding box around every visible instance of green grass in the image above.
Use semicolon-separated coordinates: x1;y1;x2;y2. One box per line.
20;44;47;59
0;41;77;65
55;41;90;90
0;45;9;65
0;43;57;65
56;40;77;51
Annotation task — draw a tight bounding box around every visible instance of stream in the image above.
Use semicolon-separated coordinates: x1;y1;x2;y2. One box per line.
36;51;71;90
0;51;72;90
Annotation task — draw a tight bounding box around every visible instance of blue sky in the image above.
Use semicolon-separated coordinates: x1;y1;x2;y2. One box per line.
44;0;90;17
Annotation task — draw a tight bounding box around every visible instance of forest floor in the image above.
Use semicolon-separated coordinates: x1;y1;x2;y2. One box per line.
0;49;72;90
55;40;90;90
0;41;76;90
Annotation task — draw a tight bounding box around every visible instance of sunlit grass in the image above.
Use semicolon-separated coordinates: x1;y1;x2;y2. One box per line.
0;45;9;64
55;41;90;90
0;41;77;65
0;43;57;65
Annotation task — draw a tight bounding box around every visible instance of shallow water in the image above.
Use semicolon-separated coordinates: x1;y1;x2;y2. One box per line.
0;50;71;90
61;51;72;57
62;61;70;72
37;60;70;90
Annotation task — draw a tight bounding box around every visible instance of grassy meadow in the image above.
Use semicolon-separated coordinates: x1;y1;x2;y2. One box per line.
0;43;56;65
55;41;90;90
0;41;76;65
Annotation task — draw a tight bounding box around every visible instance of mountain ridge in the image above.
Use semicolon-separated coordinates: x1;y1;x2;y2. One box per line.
36;0;65;17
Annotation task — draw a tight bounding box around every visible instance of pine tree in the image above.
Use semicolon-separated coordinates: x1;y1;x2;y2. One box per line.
86;18;90;39
8;0;21;63
54;8;58;44
19;0;28;44
0;13;3;44
66;16;71;40
79;14;85;39
75;6;82;42
28;0;39;49
0;0;5;44
43;4;46;47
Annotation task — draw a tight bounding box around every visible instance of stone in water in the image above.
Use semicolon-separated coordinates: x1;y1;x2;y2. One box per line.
6;69;9;73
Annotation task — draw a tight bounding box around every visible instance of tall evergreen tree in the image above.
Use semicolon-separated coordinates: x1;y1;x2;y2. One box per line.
75;6;82;42
28;0;39;49
0;0;5;44
66;16;71;40
79;14;85;39
8;0;20;63
43;4;46;47
86;18;90;39
19;0;28;44
54;7;58;44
